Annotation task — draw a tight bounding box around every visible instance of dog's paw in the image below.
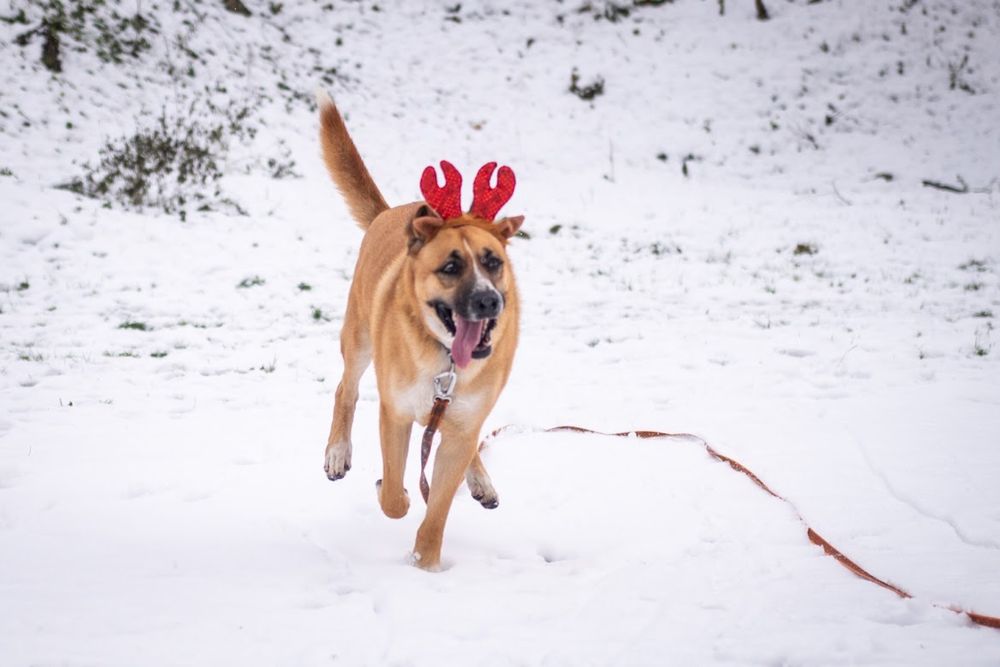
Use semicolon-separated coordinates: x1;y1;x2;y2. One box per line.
408;550;443;572
466;471;499;510
376;479;410;519
472;492;499;510
324;441;352;481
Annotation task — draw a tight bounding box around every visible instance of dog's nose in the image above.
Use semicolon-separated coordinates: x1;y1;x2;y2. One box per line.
469;289;502;319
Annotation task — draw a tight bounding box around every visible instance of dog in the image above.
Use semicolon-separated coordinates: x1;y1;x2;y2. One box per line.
317;92;524;570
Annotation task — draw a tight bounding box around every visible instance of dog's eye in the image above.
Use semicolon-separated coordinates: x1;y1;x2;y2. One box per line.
439;261;462;276
482;255;503;272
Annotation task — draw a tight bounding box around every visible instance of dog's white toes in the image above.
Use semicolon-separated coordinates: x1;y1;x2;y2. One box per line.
324;442;352;481
471;491;499;509
476;494;499;509
466;473;499;509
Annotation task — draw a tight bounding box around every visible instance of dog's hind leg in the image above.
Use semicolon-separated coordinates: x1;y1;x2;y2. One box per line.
325;301;370;481
465;453;499;509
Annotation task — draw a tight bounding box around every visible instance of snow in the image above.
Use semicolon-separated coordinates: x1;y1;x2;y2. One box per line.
2;0;1000;664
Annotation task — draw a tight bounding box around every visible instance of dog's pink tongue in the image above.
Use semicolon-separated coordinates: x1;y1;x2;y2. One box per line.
451;315;485;369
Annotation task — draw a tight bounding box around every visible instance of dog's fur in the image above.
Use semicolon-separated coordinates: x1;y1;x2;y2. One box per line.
317;92;523;570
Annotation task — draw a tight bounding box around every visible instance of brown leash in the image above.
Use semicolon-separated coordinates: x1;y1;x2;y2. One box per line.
474;423;1000;631
420;362;457;503
420;398;449;503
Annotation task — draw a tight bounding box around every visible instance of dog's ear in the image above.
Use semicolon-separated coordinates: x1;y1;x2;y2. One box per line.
493;215;524;241
407;204;445;254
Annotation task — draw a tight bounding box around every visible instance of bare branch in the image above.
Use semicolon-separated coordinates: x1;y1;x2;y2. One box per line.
921;176;969;194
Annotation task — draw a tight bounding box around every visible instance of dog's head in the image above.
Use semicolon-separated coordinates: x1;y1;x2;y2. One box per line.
407;207;523;368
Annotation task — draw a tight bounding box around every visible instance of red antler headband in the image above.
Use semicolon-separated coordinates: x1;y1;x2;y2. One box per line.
420;160;516;221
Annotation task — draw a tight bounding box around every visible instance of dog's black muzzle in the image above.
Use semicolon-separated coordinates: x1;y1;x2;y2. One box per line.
464;288;502;320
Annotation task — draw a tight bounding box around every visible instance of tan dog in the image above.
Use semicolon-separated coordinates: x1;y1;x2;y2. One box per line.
317;92;523;570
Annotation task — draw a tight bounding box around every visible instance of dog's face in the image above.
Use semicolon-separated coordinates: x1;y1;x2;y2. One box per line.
408;211;523;368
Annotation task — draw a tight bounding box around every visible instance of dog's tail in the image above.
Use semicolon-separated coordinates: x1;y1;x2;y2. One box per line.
317;90;388;230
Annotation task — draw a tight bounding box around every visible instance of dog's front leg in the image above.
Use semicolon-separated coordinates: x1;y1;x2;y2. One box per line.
376;402;412;519
325;305;370;481
412;423;480;570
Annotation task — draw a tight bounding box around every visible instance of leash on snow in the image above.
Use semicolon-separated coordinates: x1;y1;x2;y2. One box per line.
501;425;1000;631
418;372;999;630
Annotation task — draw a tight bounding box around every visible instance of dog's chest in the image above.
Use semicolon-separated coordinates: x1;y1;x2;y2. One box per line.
393;379;435;425
392;375;485;426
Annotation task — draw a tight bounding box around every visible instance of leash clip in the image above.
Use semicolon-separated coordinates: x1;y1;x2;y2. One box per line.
433;362;457;402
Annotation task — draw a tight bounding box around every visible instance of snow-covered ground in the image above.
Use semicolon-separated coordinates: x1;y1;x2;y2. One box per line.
2;0;999;664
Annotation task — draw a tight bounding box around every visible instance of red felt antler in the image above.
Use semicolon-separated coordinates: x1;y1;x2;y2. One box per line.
470;162;516;221
420;160;463;220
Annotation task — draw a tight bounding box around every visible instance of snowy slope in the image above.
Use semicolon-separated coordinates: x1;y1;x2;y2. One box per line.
2;0;1000;664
